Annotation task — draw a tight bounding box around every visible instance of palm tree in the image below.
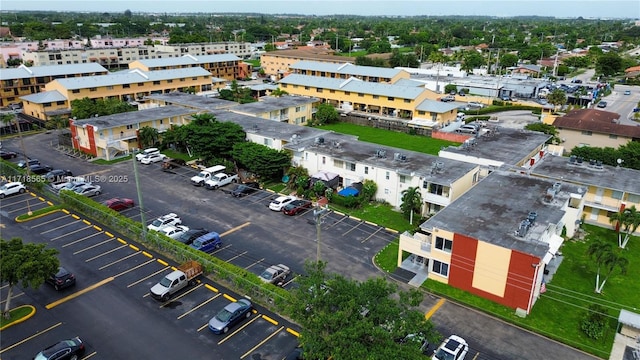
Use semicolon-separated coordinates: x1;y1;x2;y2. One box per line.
609;206;640;249
547;89;567;112
138;126;159;149
400;186;423;225
586;239;628;294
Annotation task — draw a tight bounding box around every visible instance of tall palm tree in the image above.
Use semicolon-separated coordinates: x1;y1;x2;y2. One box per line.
400;186;423;225
138;126;159;149
586;239;628;294
609;206;640;249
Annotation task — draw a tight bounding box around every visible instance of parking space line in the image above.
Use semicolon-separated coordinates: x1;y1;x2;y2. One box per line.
225;250;247;263
85;244;128;262
46;223;90;239
157;259;169;266
7;202;47;214
324;213;348;228
177;293;222;319
281;275;298;288
205;284;219;292
62;231;105;247
341;220;364;236
472;352;480;360
0;292;23;306
46;277;114;309
197;322;209;332
82;351;98;359
286;328;300;337
218;313;263;345
98;251;141;270
127;267;170;288
220;221;250;237
142;251;153;258
223;293;236;302
211;244;232;255
0;322;63;354
159;284;204;308
38;218;82;234
240;326;285;359
71;214;80;220
82;219;91;226
361;227;383;243
72;238;115;255
261;314;278;326
244;257;264;270
112;259;156;278
28;214;70;228
425;298;446;319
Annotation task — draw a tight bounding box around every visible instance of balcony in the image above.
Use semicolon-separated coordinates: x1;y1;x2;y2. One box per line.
422;191;451;207
584;200;620;213
399;231;432;258
269;115;289;122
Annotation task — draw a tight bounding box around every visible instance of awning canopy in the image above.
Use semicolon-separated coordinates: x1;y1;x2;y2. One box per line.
338;187;359;197
542;234;564;264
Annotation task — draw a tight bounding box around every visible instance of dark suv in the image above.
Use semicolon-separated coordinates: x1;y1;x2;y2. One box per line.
231;182;260;197
46;266;76;290
17;159;39;168
177;228;209;245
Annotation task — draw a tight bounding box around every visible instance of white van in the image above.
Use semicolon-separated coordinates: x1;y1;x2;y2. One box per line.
190;165;226;186
136;147;159;161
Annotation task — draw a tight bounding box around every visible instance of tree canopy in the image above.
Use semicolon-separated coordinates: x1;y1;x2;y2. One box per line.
70;97;136;120
230;142;291;180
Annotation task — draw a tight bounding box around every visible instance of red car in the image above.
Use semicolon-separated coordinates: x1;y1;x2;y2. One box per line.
282;199;313;216
103;197;135;211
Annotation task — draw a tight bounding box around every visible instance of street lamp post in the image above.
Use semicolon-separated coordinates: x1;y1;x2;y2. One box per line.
131;149;147;239
313;205;330;262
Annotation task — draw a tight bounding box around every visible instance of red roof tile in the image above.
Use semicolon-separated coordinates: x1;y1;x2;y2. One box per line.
553;109;640;138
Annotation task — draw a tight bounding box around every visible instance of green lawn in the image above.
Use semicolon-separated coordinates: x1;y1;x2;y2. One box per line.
92;155;132;165
0;306;33;328
317;123;459;155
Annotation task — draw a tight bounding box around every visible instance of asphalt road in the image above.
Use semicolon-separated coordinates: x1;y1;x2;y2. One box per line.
0;132;599;360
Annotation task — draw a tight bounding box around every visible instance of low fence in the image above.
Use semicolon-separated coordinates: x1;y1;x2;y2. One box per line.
340;112;433;136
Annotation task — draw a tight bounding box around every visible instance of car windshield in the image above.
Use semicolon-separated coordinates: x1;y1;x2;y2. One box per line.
159;276;173;288
434;349;455;360
216;308;233;322
192;239;203;248
151;219;163;227
260;270;274;280
197;171;207;178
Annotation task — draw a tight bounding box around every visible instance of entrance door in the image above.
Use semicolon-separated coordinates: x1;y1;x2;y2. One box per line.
594;187;604;203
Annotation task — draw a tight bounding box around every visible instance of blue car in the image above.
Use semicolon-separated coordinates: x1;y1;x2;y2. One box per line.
189;232;222;253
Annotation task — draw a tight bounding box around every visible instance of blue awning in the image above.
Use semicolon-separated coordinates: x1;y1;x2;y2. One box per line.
338;187;359;197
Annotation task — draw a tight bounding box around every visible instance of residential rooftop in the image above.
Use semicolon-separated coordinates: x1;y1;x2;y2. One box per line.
230;95;320;115
279;74;427;99
531;154;640;194
131;53;241;68
289;60;406;80
72;105;197;128
415;99;461;113
0;63;108;80
144;92;239;111
51;68;211;90
421;171;584;258
552;109;640;137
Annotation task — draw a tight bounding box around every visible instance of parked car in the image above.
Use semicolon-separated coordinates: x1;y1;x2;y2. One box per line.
282;199;313;216
103;197;135;211
189;231;222;253
285;346;304;360
455;125;478;134
596;101;607;108
74;184;102;197
135;147;159;161
259;264;291;285
0;181;26;198
28;164;53;175
465;101;484;110
0;150;17;159
208;298;253;334
147;213;182;231
624;90;631;95
441;95;455;102
56;180;89;192
17;158;39;168
269;195;297;211
140;152;166;164
45;169;73;182
432;335;468;360
176;228;209;245
150;261;202;301
501;95;511;101
34;337;85;360
160;224;190;240
231;182;260;197
46;266;76;291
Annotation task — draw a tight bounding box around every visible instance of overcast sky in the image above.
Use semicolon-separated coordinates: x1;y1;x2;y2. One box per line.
0;0;637;19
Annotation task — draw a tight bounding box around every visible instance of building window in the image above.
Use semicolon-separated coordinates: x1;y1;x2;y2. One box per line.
611;190;623;200
399;175;406;183
153;81;161;85
432;260;449;277
322;156;326;165
329;90;335;93
388;97;394;101
373;95;379;99
344;91;350;95
429;184;444;195
628;193;640;203
385;171;390;180
56;101;65;105
263;138;273;146
404;99;410;103
123;84;130;88
581;131;593;136
384;188;390;194
167;79;173;83
364;166;369;175
333;159;344;168
435;236;452;253
89;87;97;92
316;88;323;93
358;93;364;97
609;134;618;139
126;124;134;130
347;162;356;171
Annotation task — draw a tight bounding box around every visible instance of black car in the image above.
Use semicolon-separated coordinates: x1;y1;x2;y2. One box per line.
285;346;304;360
176;228;209;245
46;266;76;290
34;337;85;360
231;182;260;197
17;158;39;168
45;169;73;182
596;101;607;108
0;150;17;159
29;164;53;175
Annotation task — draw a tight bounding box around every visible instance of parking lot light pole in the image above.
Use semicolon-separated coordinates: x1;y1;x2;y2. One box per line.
313;205;329;262
132;149;147;239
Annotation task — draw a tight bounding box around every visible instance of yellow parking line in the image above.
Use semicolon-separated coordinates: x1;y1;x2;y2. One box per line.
129;244;139;251
62;209;70;214
142;251;153;258
223;293;236;302
117;238;127;244
205;284;219;293
261;314;278;326
218;313;262;345
240;326;284;359
425;298;446;319
220;222;250;237
93;225;102;231
104;231;113;237
71;214;80;219
157;259;168;266
46;278;114;309
82;219;91;225
286;328;300;337
46;201;53;206
0;322;63;354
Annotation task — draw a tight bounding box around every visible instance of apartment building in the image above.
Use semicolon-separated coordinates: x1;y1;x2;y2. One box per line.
228;95;320;125
531;154;640;232
153;43;252;59
261;49;355;79
289;60;410;84
129;54;242;81
20;68;214;121
552;109;640;152
70;105;198;159
399;171;585;313
21;46;163;70
0;63;108;108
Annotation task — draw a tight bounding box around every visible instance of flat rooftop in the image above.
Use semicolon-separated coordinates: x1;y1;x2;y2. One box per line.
421;171;584;258
145;93;239;111
72;105;197;128
532;154;640;194
440;127;551;166
230;96;320;115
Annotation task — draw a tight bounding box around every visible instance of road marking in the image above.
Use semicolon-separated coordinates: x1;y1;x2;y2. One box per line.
82;351;98;359
159;283;204;308
223;293;236;302
73;238;115;255
98;251;141;270
281;275;299;288
82;219;91;225
0;292;23;306
244;257;264;270
324;213;348;228
472;352;480;360
142;251;153;258
127;267;170;288
48;224;92;240
177;293;222;319
211;244;231;255
62;231;105;247
261;314;278;326
0;322;63;354
225;250;247;263
129;244;139;251
240;326;284;359
286;328;300;337
361;226;383;243
205;284;219;293
341;220;364;236
197;322;209;332
28;214;70;228
46;278;114;309
218;312;262;345
39;219;83;235
425;298;446;319
104;231;113;237
85;244;128;262
220;221;250;237
112;259;156;278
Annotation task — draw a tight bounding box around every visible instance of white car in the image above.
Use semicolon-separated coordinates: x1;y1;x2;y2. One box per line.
148;213;182;231
432;335;468;360
140;153;166;164
74;184;102;197
259;264;291;285
0;182;26;198
135;147;159;161
269;195;297;211
159;225;190;239
52;176;87;190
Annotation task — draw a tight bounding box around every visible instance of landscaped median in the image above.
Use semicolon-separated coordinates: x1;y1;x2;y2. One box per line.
0;305;36;330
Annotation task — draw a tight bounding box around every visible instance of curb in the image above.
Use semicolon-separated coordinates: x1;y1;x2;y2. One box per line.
0;305;36;330
15;208;62;223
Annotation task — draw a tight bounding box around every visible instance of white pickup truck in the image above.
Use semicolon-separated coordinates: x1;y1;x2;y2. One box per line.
190;165;226;186
205;172;239;190
150;261;202;301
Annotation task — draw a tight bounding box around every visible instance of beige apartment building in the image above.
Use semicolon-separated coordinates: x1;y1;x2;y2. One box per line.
261;49;355;79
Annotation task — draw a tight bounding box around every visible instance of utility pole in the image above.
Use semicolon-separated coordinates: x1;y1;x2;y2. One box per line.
313;205;330;262
132;149;147;239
